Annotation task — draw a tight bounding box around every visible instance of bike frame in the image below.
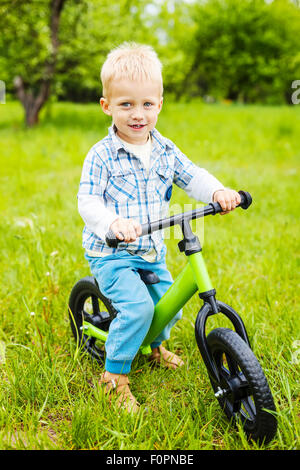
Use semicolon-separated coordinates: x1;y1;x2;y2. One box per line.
81;250;211;353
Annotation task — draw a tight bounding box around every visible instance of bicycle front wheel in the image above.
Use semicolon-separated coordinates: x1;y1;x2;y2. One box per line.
206;327;277;444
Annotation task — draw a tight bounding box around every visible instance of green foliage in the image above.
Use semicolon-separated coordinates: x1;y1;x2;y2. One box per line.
187;0;300;103
0;1;53;93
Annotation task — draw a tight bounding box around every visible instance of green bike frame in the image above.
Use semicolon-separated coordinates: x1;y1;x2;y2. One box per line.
82;251;214;355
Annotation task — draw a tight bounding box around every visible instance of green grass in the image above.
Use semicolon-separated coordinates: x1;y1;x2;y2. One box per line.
0;100;299;450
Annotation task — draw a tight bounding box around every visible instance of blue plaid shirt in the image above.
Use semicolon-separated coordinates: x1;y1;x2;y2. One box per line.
78;125;200;259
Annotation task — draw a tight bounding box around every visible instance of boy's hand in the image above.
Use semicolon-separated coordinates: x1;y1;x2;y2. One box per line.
110;217;142;243
213;189;241;215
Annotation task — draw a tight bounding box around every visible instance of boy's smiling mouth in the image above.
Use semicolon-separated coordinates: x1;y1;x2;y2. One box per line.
129;124;146;129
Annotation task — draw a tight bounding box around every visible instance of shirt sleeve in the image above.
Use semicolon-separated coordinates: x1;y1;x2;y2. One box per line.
78;147;108;197
77;147;119;239
78;195;119;240
173;144;225;203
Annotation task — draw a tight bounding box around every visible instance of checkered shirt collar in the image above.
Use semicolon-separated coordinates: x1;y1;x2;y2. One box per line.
108;124;172;159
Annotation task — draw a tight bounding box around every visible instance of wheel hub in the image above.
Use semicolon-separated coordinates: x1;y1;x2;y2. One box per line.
216;372;251;404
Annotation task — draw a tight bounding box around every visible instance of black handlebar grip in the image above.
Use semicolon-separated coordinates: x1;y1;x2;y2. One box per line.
238;191;252;210
209;201;223;214
105;229;121;248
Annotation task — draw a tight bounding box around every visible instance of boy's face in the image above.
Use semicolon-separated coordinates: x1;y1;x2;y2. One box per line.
100;79;163;145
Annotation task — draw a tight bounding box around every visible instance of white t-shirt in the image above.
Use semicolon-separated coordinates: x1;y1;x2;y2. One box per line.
118;135;152;176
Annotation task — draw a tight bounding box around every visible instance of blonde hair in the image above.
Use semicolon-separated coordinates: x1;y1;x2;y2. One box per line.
101;42;163;98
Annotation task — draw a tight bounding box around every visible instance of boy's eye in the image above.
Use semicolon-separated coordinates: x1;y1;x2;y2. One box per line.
121;102;131;107
144;102;152;107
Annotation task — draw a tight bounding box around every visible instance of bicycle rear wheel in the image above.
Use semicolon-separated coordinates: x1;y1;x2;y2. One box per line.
206;327;277;444
68;276;116;364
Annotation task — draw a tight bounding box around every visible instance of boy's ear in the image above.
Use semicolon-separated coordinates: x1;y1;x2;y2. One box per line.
158;97;163;113
100;97;112;116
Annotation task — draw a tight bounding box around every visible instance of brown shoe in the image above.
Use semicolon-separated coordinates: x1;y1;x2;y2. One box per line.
99;371;140;413
148;345;184;370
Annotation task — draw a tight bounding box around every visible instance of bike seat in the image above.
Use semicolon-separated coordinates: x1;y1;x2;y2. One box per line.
137;269;160;285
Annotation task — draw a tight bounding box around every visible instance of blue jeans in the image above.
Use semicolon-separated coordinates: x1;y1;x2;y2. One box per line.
85;248;182;374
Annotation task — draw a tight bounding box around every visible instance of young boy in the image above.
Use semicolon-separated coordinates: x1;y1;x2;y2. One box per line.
78;42;241;413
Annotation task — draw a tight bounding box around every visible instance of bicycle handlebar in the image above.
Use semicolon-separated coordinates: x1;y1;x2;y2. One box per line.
105;190;252;248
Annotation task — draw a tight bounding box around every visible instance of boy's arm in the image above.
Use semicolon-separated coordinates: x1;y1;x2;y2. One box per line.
185;169;241;213
78;195;119;240
78;195;141;242
184;166;225;203
78;147;141;241
77;148;119;239
172;144;224;203
173;144;240;213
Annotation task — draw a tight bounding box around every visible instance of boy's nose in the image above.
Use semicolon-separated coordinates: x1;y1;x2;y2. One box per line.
131;107;144;120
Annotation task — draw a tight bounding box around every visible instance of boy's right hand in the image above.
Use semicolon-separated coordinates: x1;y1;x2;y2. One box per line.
110;217;142;243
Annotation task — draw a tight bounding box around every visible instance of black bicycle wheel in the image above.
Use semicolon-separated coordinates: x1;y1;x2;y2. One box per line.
206;327;277;444
68;276;117;364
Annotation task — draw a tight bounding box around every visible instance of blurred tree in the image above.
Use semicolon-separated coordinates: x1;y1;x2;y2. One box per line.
0;0;67;126
186;0;300;103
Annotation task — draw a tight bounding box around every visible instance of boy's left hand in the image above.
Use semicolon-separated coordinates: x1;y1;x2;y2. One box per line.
213;189;241;215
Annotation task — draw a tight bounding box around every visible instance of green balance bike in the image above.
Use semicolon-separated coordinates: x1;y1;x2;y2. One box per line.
68;191;277;444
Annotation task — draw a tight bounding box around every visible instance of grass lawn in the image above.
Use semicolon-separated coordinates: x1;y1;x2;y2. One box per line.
0;99;299;450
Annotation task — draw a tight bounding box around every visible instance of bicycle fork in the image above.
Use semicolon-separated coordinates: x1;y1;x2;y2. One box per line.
190;251;251;385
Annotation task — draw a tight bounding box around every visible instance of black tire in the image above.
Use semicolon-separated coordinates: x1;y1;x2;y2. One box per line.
206;327;277;444
68;276;117;364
